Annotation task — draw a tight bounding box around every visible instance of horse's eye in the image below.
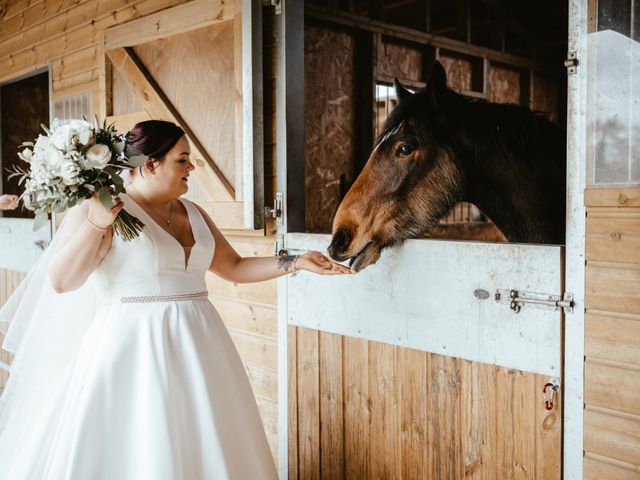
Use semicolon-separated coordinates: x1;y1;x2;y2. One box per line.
395;144;413;157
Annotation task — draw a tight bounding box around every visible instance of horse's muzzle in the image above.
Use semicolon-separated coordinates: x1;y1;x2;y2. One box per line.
328;228;352;261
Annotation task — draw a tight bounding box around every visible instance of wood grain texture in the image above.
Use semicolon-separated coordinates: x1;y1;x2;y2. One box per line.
488;65;520;105
289;327;561;479
585;187;640;207
133;22;238;189
585;406;640;467
298;328;321;480
439;55;473;92
106;46;235;202
586;207;640;263
304;24;355;233
586;261;640;315
319;331;345;480
378;39;423;82
585;359;640;416
585;186;640;477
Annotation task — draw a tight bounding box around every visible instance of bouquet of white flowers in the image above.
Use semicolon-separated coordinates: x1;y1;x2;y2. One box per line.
8;117;147;241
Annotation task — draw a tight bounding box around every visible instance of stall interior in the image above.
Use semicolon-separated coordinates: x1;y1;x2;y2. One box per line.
304;0;568;241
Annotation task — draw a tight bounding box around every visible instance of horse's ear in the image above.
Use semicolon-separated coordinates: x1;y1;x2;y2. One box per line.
394;78;412;100
427;60;447;93
425;60;447;110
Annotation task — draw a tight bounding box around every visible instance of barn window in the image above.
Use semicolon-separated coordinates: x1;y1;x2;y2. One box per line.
587;0;640;186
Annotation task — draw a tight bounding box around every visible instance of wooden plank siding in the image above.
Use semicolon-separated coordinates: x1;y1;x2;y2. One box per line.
289;326;562;479
1;0;280;467
584;186;640;480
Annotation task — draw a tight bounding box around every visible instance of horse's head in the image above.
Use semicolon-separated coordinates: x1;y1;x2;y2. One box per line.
329;61;467;272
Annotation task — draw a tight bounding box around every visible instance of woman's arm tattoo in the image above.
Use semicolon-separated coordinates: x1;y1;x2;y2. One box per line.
277;254;299;272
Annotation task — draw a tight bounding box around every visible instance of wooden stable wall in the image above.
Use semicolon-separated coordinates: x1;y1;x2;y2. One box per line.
289;327;562;480
0;0;280;466
584;187;640;479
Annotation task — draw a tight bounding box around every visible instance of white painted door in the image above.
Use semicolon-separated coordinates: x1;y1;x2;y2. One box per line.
283;234;564;376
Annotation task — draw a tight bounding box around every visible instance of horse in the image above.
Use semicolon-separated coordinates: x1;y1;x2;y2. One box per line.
328;60;566;272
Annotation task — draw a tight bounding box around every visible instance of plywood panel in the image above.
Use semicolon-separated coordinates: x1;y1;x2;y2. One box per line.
488;65;520;104
133;21;237;186
378;40;422;82
439;55;473;92
531;74;559;123
304;24;355;233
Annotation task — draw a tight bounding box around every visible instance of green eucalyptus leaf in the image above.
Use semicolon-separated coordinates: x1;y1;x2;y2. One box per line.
111;173;124;185
113;141;125;154
98;187;112;210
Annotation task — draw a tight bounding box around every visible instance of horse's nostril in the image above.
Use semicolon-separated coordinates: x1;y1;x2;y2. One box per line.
328;228;351;259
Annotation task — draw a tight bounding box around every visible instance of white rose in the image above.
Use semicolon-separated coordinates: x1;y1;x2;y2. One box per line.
66;119;94;145
59;159;80;186
85;143;111;169
44;147;64;171
34;134;49;153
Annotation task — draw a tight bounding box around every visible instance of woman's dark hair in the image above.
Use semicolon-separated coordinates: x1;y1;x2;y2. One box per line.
125;120;185;160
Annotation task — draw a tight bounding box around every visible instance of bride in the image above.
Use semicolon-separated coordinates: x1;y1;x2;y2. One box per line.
0;120;350;479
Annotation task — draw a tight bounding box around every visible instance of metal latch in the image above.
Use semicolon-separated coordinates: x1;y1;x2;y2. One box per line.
264;192;283;227
564;50;578;75
495;289;574;314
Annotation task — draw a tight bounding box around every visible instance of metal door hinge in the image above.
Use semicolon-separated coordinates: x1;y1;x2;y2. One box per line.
564;50;578;75
495;289;574;314
264;192;283;227
266;0;281;14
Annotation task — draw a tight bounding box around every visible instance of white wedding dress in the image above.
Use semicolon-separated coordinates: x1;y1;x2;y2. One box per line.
0;193;278;479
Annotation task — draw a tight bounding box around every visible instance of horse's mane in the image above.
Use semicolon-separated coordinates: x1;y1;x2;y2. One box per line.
376;88;565;170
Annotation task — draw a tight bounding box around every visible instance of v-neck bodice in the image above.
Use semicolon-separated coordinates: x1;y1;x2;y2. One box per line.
90;194;215;304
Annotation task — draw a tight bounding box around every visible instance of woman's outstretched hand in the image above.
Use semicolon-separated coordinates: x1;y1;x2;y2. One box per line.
296;251;352;275
0;194;19;210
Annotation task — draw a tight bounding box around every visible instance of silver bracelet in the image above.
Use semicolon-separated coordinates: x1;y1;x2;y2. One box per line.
86;216;107;231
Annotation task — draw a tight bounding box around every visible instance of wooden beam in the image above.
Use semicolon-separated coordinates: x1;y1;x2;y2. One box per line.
106;46;235;201
305;7;558;76
104;0;237;50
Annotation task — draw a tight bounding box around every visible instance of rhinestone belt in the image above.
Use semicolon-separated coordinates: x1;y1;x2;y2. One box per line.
120;291;209;303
